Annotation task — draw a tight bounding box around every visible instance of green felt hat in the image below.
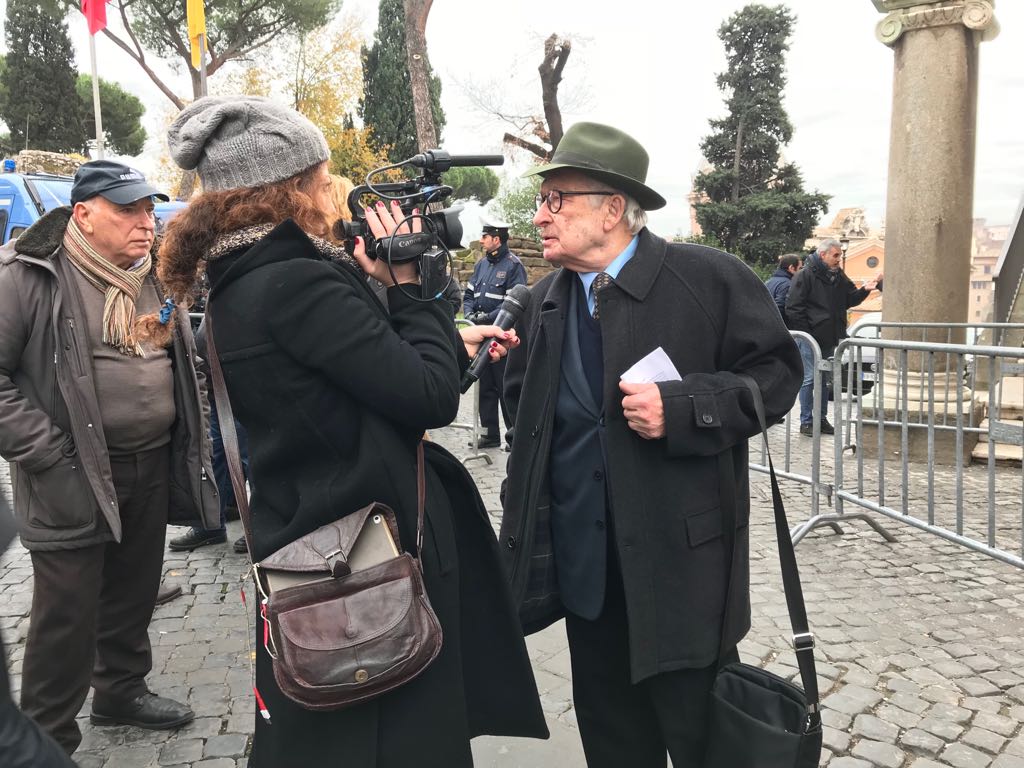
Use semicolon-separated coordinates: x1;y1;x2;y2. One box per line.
524;121;666;211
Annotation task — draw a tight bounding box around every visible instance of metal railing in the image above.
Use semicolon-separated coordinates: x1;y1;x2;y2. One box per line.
450;319;492;466
795;331;1024;569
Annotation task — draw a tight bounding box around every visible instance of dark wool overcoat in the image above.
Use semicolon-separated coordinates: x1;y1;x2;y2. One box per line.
500;229;803;683
785;254;873;357
204;221;546;768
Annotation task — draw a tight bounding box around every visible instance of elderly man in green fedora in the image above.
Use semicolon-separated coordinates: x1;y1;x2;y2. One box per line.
499;122;802;766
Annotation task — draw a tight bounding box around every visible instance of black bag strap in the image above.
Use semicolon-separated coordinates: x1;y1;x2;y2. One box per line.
719;375;820;730
204;312;426;566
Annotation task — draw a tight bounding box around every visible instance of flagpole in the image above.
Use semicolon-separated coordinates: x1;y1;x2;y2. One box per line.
89;32;105;159
199;33;208;97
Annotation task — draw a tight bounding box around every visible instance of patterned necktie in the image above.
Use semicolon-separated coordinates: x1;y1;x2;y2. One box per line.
591;272;613;319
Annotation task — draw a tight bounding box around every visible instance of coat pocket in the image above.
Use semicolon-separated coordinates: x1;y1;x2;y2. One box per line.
684;504;748;548
26;456;97;529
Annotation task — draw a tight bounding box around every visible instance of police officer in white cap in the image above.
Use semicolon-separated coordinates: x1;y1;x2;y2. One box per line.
463;215;528;449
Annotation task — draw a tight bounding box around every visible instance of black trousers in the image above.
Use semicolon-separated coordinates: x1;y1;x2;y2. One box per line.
20;445;170;754
564;558;734;768
476;356;510;436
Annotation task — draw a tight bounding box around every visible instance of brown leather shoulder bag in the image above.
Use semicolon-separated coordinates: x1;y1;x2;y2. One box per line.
206;314;442;711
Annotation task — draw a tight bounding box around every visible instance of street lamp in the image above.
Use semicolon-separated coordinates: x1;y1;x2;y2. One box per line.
839;236;850;271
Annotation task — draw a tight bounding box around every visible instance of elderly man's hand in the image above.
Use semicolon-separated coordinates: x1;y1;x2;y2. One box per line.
619;381;665;439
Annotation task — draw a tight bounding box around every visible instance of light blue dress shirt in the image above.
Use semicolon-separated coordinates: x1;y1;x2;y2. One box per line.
578;235;640;315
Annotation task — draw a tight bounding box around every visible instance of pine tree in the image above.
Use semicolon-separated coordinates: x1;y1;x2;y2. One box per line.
77;76;147;157
1;0;85;153
360;0;444;162
693;4;829;268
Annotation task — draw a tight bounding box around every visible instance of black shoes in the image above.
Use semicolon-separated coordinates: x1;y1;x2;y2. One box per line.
799;419;835;436
91;692;194;730
154;584;182;606
168;527;227;551
476;434;500;449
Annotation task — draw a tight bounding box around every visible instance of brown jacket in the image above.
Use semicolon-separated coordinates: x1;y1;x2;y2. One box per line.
0;208;218;550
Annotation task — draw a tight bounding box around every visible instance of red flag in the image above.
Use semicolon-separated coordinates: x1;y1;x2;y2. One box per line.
82;0;107;36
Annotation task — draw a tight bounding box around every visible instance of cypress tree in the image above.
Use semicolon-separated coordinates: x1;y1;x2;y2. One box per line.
359;0;445;162
1;0;85;153
693;4;829;267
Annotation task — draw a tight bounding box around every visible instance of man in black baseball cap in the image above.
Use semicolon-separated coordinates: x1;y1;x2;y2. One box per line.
0;156;219;753
70;160;169;206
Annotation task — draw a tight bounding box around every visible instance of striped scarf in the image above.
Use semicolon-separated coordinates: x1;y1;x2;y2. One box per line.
63;218;152;357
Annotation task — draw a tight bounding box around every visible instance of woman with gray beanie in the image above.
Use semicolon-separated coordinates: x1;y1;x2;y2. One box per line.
154;96;546;767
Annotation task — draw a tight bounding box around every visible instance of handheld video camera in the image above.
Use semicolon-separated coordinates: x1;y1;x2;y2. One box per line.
333;150;504;301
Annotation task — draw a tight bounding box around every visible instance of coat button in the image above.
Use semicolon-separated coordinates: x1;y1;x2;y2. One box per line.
354;669;369;683
593;470;603;481
506;536;517;549
599;416;605;427
701;413;714;425
596;520;605;530
531;426;540;437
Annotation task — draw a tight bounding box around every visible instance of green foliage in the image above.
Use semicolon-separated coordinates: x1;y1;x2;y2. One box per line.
117;0;337;70
0;56;8;120
76;75;146;156
494;176;541;243
1;0;85;153
360;0;445;162
684;232;724;250
693;4;829;268
329;127;394;186
445;166;499;204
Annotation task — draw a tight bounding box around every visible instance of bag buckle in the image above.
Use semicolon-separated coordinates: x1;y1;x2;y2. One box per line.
792;632;815;653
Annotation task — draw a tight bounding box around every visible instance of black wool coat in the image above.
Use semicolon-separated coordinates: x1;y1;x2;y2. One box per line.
204;221;545;767
785;255;872;357
501;229;802;683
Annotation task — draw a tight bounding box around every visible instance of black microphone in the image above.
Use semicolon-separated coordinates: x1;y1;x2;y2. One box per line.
460;284;531;394
408;150;505;172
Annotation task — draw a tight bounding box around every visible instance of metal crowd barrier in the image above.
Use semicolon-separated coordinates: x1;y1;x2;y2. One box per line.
749;331;831;522
451;319;492;466
788;323;1024;569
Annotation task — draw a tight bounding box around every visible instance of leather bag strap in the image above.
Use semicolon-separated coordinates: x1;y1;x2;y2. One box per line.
720;375;821;726
204;312;427;563
204;313;254;554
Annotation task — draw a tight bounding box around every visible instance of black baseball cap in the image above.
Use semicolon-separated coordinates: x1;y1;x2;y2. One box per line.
71;160;170;205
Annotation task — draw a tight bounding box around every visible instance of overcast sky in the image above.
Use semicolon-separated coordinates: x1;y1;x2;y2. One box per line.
4;0;1022;238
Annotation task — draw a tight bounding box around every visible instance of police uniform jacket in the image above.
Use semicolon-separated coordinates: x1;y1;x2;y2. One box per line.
463;244;527;322
500;229;802;682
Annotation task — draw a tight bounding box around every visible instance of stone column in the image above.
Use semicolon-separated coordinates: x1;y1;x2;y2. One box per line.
875;0;999;339
862;1;999;464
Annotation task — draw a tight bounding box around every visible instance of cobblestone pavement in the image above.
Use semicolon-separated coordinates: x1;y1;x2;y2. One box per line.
2;394;1024;767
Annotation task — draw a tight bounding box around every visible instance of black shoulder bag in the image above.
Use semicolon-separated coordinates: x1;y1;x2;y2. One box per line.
703;375;822;767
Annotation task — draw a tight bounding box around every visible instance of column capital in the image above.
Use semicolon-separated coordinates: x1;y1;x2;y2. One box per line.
873;1;999;47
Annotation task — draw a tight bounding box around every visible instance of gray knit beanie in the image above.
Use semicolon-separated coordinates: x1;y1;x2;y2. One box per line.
167;96;330;191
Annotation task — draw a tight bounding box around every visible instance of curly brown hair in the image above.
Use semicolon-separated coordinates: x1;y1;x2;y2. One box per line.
137;163;329;347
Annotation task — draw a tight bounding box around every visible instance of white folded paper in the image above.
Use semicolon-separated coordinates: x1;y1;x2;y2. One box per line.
620;346;681;384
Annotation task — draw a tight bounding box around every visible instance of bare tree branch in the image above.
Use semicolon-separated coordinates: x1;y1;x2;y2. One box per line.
503;132;549;160
539;34;570;149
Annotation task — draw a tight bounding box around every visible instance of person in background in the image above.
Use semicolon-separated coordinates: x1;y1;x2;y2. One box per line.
764;252;801;327
786;238;882;436
167;316;250;554
0;161;217;755
463;216;528;449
